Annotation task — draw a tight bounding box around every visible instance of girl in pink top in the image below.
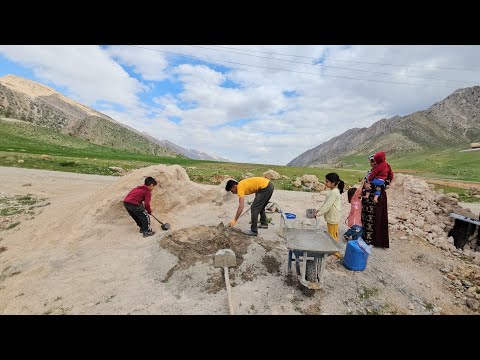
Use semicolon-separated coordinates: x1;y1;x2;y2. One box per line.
343;185;364;241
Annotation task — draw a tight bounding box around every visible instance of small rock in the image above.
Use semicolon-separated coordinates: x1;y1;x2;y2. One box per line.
286;294;294;300
407;303;415;310
400;236;408;240
462;280;473;288
108;166;127;175
30;201;50;208
466;298;479;310
413;228;425;237
433;307;440;313
447;274;456;280
22;183;32;187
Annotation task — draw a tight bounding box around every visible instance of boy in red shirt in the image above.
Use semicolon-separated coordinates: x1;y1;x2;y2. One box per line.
123;176;157;237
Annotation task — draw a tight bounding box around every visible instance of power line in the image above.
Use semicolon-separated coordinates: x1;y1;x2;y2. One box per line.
203;45;480;72
187;45;479;85
127;45;461;89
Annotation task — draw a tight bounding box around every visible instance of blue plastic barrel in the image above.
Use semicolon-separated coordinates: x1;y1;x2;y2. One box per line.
343;240;369;271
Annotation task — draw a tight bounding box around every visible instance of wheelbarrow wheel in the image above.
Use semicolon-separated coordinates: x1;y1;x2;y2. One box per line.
306;259;317;282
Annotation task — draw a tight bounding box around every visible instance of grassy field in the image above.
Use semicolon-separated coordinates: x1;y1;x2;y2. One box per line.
0;119;363;187
1;119;479;201
426;184;480;203
342;148;480;182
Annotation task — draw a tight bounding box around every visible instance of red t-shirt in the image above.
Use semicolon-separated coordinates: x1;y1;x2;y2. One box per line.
124;185;152;214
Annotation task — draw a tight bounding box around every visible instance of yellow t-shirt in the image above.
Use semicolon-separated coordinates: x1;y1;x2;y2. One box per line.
237;177;270;197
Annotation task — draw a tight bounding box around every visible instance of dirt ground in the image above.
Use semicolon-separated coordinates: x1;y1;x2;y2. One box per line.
0;165;479;315
420;177;480;190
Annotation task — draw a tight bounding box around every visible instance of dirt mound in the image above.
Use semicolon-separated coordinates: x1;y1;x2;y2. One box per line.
389;174;479;256
159;224;266;280
90;164;227;223
158;223;279;287
161;224;253;264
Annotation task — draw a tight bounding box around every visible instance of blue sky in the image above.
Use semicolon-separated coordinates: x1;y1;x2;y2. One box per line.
1;45;479;164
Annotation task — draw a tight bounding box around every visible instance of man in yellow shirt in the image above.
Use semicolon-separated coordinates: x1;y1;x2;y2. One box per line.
225;177;274;236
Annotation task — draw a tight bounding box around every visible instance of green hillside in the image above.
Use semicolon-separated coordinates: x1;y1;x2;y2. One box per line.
341;148;480;182
0;119;478;202
66;116;177;156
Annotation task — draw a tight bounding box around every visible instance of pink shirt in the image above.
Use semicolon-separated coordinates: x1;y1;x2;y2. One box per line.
346;186;363;228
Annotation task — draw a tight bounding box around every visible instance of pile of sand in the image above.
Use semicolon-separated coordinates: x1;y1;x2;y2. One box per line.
88;164;230;224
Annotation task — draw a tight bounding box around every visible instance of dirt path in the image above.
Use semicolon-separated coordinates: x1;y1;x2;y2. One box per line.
458;202;480;217
0;166;478;314
417;177;480;190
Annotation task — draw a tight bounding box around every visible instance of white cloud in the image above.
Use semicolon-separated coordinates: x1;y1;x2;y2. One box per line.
0;45;145;109
106;45;169;81
2;45;480;165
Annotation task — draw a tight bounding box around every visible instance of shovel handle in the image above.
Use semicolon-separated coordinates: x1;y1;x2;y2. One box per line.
238;206;251;219
151;214;163;225
223;267;235;315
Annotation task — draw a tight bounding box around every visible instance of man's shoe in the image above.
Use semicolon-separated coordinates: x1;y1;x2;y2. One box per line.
245;229;258;236
258;224;268;229
139;228;143;233
143;230;156;237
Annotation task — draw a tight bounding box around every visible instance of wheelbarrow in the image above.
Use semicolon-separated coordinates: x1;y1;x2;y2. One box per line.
280;212;341;290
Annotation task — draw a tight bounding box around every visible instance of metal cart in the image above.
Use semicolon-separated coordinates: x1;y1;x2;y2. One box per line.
280;212;342;290
448;213;480;249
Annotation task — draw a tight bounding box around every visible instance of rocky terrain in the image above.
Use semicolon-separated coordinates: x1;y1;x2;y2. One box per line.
0;166;479;315
288;86;480;166
0;74;224;160
141;134;229;162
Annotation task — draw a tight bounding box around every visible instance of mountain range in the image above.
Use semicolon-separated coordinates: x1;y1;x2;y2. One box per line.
288;86;480;167
0;74;227;161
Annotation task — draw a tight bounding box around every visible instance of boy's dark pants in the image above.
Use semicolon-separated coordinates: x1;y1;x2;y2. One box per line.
250;181;274;233
124;202;151;233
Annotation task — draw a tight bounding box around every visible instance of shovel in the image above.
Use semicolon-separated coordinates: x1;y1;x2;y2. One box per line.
222;206;251;228
150;214;171;230
214;249;237;315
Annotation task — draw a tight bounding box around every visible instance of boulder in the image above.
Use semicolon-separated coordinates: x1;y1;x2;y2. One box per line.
262;170;280;180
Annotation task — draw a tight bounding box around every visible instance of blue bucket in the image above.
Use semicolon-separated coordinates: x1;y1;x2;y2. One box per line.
284;213;296;219
343;240;369;271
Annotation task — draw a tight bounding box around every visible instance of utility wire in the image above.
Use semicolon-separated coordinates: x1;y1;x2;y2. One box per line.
202;45;480;72
127;45;462;89
187;45;479;85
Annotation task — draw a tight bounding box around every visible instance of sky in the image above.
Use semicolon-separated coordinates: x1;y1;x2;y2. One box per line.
1;45;479;165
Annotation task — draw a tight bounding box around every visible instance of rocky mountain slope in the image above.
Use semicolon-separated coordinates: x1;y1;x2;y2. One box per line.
288;86;480;167
0;74;225;160
141;134;229;162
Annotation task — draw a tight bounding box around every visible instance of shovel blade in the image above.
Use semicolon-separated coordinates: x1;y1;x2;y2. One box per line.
161;223;170;230
214;249;237;268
